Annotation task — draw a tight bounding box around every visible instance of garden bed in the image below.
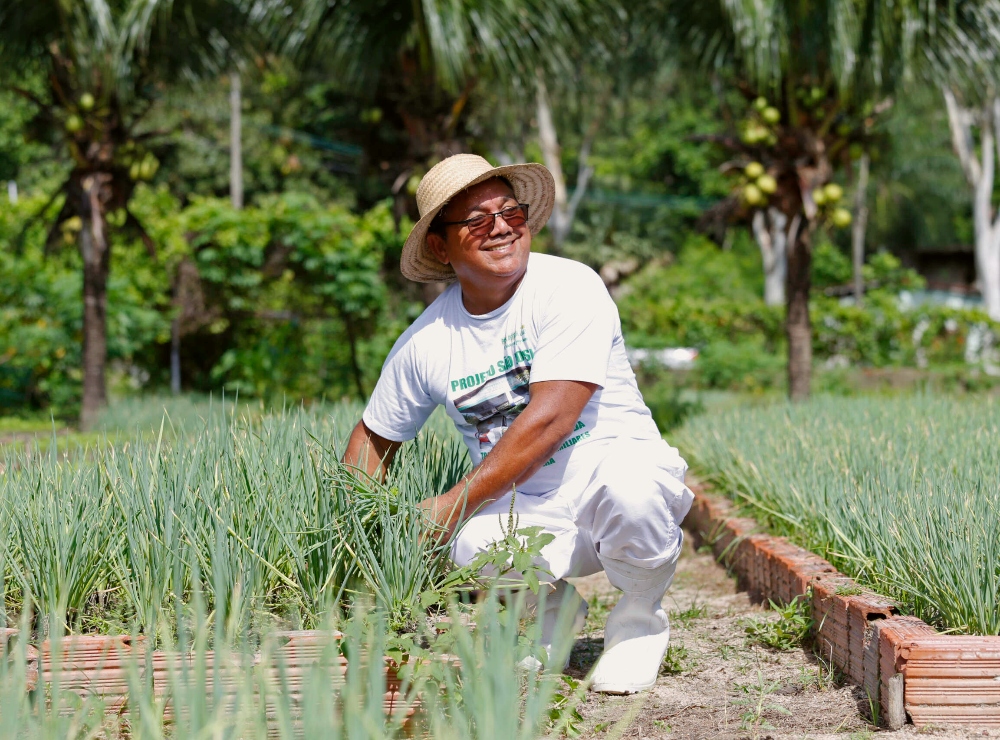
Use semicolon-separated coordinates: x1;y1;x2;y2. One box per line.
685;482;1000;728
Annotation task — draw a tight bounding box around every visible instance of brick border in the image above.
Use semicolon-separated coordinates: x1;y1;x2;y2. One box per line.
1;629;419;725
684;484;1000;728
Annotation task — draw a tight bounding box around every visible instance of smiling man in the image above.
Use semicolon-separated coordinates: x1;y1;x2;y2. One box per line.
343;153;693;694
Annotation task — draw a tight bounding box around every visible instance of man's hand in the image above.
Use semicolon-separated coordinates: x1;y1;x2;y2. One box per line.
420;379;598;537
417;487;471;540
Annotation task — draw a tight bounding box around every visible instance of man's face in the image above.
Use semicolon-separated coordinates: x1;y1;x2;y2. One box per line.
426;178;531;285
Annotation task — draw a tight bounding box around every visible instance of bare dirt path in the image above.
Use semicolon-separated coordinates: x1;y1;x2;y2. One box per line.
563;538;989;740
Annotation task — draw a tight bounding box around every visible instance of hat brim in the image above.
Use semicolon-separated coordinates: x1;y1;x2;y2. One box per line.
400;162;556;284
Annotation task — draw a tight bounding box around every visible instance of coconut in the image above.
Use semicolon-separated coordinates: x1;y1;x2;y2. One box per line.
762;107;781;125
823;183;844;202
79;93;95;112
756;174;777;194
832;208;853;227
812;189;827;206
745;161;765;179
65;115;84;134
743;184;765;206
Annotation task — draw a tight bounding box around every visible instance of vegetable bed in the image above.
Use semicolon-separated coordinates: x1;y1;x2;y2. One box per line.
0;400;582;737
677;395;1000;635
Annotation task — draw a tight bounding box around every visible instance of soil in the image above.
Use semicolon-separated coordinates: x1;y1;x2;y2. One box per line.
564;538;992;740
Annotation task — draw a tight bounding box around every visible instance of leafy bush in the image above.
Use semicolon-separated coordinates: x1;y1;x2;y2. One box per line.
619;238;996;378
0;186;415;416
694;340;785;391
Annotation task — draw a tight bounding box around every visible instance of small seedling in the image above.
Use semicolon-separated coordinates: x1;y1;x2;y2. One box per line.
547;675;585;737
744;594;812;650
732;666;792;738
864;688;880;726
670;602;708;627
660;643;692;675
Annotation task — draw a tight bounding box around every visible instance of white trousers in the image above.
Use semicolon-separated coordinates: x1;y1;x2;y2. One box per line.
451;437;695;580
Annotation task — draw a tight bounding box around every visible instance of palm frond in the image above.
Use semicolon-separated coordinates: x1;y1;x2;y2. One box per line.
660;0;1000;100
282;0;611;96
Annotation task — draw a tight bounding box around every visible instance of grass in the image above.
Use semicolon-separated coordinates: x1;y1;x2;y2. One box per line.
677;394;1000;635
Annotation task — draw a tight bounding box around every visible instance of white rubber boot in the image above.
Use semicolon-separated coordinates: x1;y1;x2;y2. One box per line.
519;580;589;672
590;556;677;694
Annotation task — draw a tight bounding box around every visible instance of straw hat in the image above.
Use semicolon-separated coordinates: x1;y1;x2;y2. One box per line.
400;153;556;283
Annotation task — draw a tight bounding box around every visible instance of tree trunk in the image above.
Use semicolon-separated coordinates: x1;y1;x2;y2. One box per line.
973;99;1000;320
78;174;112;430
785;217;811;401
852;153;870;306
343;316;366;400
943;88;1000;320
752;208;788;306
230;71;244;210
535;75;596;250
170;316;181;395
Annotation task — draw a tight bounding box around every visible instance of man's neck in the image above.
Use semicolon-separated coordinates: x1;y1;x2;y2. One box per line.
459;270;527;316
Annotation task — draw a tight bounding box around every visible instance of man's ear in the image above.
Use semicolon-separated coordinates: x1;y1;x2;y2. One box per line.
426;232;450;265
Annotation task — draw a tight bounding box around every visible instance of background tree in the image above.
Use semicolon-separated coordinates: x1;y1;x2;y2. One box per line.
944;83;1000;320
281;0;606;226
661;0;991;400
0;0;262;428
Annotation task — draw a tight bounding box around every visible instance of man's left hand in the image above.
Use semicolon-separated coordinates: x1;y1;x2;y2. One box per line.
417;489;468;540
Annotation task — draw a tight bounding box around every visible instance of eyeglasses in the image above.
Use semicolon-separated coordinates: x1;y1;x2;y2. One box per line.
437;203;529;236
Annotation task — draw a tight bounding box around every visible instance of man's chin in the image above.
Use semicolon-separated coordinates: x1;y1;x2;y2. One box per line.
482;256;528;280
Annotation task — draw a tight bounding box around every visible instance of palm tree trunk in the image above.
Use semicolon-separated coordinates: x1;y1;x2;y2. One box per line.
78;173;112;429
752;208;788;306
230;71;244;210
852;154;870;306
785;216;811;401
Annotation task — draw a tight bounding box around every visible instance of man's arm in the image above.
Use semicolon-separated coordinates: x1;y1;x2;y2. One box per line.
420;379;597;534
343;420;402;480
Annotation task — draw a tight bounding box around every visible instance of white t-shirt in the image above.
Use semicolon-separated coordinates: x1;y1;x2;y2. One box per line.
362;253;661;495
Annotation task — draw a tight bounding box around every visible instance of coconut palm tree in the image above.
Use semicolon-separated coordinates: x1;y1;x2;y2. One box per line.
280;0;607;218
657;0;994;400
0;0;264;428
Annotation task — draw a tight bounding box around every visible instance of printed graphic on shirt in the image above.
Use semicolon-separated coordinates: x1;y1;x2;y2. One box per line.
454;365;531;459
452;327;535;459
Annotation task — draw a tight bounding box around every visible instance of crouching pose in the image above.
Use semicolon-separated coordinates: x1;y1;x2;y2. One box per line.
343;154;693;694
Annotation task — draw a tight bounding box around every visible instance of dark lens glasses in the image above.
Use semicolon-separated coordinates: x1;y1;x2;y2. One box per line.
439;204;529;236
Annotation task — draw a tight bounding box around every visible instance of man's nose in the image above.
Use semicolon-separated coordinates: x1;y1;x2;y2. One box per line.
490;213;514;237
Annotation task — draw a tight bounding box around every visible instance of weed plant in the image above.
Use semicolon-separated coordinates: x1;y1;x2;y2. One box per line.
679;395;1000;634
744;595;812;650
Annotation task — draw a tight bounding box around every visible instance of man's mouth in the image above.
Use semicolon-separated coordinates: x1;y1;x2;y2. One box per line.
482;240;516;252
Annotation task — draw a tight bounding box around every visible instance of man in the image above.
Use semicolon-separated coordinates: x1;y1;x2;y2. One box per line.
343;153;693;694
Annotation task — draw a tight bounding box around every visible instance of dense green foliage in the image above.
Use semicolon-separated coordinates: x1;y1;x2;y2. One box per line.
678;396;1000;635
621;237;1000;391
0;187;413;414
